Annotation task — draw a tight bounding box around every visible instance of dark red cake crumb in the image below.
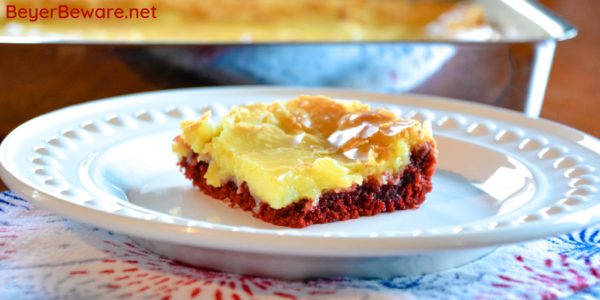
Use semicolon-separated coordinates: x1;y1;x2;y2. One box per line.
179;142;436;228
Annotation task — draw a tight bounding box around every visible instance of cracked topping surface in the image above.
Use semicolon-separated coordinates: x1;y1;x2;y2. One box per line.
173;95;435;209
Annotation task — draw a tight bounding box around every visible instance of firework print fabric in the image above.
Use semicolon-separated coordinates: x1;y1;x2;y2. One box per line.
1;191;600;300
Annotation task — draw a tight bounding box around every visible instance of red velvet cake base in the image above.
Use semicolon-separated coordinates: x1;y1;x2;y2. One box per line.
179;142;436;228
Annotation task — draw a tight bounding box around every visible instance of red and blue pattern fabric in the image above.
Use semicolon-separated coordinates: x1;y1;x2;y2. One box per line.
1;191;600;299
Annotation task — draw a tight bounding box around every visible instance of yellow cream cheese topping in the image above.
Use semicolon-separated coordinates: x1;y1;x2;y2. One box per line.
1;0;488;42
173;95;434;209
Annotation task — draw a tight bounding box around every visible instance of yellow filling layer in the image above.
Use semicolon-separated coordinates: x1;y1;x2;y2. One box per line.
174;95;434;209
0;0;487;42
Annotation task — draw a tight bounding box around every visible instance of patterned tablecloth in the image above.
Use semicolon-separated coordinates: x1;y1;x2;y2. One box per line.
2;191;600;299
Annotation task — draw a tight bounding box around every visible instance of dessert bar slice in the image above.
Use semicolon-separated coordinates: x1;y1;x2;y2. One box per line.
173;95;437;228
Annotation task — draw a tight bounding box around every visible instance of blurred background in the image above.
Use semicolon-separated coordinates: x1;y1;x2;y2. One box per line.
0;0;598;190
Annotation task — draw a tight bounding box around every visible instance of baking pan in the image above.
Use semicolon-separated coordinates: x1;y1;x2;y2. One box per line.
0;0;576;137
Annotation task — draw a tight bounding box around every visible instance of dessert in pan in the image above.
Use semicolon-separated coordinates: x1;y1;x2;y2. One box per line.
173;96;437;228
1;0;490;41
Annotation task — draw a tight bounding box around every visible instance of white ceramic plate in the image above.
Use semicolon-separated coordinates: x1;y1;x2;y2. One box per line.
1;87;599;278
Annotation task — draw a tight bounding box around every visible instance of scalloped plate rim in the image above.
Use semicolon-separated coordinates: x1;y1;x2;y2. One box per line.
0;86;599;256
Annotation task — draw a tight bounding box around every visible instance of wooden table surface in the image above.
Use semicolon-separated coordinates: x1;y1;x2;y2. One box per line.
0;1;598;191
540;0;600;138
